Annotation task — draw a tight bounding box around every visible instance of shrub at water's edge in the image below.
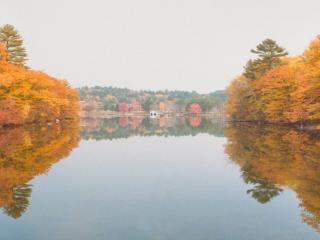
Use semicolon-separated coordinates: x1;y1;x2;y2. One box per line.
0;25;79;126
225;36;320;125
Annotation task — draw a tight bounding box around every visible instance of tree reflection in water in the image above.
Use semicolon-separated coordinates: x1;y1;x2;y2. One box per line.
2;184;32;219
224;123;320;232
80;116;224;140
4;117;320;234
243;167;283;204
0;120;80;218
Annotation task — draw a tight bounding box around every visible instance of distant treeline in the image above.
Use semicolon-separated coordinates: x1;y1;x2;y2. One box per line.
225;36;320;124
0;24;79;126
79;86;226;113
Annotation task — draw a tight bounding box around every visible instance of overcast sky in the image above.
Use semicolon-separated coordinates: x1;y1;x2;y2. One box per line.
2;0;319;93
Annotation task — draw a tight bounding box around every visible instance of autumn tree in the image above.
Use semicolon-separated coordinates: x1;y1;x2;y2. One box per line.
131;99;142;111
118;103;129;112
0;27;79;127
300;36;320;121
0;24;27;66
225;36;320;124
189;103;202;114
225;39;288;122
252;64;299;122
0;42;9;61
225;75;252;120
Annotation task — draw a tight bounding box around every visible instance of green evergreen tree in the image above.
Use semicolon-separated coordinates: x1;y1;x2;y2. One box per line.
0;24;28;66
244;39;288;80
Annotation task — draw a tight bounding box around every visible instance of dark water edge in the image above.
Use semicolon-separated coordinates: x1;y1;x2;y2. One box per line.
224;119;320;132
0;117;79;129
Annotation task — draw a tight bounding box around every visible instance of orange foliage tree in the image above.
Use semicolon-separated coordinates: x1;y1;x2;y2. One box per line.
131;99;142;111
0;42;79;126
225;36;320;124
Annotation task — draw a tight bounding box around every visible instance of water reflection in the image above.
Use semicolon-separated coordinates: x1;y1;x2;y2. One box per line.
0;121;80;218
224;124;320;232
80;116;224;140
1;117;320;238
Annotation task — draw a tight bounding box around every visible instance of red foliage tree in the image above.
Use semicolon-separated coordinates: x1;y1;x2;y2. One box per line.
118;103;129;112
189;103;202;114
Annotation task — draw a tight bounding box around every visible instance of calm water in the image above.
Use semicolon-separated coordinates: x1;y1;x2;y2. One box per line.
0;117;320;239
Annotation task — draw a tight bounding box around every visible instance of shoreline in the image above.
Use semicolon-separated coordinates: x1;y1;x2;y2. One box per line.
224;120;320;132
80;111;224;118
2;114;319;132
0;118;79;129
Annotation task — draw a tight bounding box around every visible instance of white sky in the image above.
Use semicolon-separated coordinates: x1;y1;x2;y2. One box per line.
2;0;319;93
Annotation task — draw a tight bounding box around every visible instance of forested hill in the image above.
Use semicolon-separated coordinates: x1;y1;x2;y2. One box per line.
79;86;226;113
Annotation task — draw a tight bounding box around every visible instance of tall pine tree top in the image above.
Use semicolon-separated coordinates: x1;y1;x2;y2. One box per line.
244;39;288;80
0;24;28;66
251;39;288;58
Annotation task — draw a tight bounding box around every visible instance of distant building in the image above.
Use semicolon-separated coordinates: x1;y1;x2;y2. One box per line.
150;111;159;118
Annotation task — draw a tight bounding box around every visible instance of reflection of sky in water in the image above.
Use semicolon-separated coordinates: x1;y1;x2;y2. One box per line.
0;121;319;240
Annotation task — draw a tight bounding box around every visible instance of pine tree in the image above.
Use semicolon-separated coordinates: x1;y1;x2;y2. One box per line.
244;39;288;80
0;24;28;66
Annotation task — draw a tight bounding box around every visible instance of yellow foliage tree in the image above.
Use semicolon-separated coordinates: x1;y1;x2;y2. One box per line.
225;35;320;124
0;43;79;126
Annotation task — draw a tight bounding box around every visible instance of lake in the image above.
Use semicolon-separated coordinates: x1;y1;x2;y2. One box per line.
0;117;319;240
